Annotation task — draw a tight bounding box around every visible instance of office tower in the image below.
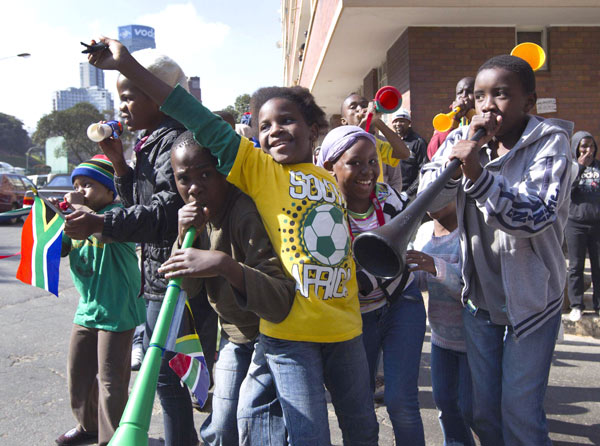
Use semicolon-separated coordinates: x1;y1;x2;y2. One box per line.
80;63;105;88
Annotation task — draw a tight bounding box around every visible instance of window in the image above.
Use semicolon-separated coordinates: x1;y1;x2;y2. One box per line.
516;28;548;71
377;60;388;89
47;175;72;187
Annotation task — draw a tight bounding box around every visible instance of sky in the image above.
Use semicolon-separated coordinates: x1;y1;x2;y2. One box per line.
0;0;284;132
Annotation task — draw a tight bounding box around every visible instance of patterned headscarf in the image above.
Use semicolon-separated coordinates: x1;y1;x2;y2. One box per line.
316;125;376;168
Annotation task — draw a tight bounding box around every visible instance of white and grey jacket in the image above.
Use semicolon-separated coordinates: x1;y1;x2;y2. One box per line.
419;115;573;338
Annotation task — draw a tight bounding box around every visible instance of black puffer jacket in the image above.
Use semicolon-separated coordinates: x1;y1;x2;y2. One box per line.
103;116;185;301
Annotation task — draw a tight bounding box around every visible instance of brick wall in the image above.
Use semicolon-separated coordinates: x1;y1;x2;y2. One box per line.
387;30;411;110
384;26;600;144
539;27;600;140
406;27;515;140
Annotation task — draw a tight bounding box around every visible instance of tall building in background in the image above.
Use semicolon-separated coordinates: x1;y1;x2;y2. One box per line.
52;87;113;113
80;63;104;88
118;25;156;53
188;76;202;101
52;59;113;113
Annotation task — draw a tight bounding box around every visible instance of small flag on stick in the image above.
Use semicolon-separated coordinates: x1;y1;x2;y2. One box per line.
168;301;210;407
16;196;64;296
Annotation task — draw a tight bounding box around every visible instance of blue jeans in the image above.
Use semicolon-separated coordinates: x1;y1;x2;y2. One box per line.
237;339;286;446
361;290;426;446
144;300;197;446
260;334;378;446
200;338;263;445
462;308;560;446
431;344;475;446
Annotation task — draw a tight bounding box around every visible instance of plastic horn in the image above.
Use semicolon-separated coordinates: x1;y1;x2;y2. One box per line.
108;227;197;446
353;128;486;279
432;106;462;133
365;85;403;132
511;42;546;72
87;120;123;142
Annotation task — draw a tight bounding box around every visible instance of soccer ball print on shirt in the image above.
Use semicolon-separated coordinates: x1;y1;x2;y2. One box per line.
278;170;353;301
302;204;350;266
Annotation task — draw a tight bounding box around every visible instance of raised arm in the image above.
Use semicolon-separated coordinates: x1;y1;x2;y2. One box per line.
88;37;173;106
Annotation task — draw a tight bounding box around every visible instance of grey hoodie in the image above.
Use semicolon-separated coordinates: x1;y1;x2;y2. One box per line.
420;115;573;338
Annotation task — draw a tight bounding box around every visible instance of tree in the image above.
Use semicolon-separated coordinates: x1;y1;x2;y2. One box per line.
222;105;239;123
32;103;104;165
222;93;251;123
0;113;31;155
234;94;251;118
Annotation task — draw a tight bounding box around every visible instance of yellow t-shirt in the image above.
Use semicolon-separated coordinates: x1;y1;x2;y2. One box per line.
228;139;362;342
376;137;400;182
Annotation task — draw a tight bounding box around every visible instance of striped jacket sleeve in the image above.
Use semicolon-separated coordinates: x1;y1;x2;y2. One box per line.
464;132;571;237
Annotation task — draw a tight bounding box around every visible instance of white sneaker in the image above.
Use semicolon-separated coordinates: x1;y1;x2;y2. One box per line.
569;308;582;322
131;345;144;371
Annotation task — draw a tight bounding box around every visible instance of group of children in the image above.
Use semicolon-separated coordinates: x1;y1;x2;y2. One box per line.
54;35;574;446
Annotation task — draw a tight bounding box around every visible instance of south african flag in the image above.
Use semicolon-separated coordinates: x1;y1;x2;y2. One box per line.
16;196;64;296
168;301;210;407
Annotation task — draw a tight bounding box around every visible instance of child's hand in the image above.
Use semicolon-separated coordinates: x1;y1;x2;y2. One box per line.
97;136;128;176
364;101;382;129
158;248;227;280
468;112;502;144
451;97;472;120
64;191;85;206
405;250;436;275
449;139;482;182
178;202;209;244
47;197;62;208
64;210;104;240
87;37;133;71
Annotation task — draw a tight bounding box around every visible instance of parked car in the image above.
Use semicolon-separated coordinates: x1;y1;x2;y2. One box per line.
27;173;66;189
0;161;26;175
0;173;31;223
23;173;73;205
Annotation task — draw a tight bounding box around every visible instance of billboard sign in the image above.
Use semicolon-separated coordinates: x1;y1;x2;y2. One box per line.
118;25;156;51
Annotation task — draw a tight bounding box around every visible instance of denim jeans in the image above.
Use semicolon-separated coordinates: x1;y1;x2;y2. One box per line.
430;344;475;446
201;338;250;445
144;300;197;446
462;307;560;446
361;288;426;446
237;339;286;446
260;333;378;446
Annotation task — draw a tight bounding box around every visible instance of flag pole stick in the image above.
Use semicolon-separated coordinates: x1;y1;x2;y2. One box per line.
108;227;197;446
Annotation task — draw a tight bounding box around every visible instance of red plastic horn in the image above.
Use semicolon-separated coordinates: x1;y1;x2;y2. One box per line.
365;86;403;132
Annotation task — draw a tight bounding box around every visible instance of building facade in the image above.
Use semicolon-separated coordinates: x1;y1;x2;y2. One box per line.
188;76;202;101
80;63;104;89
118;25;157;53
52;86;113;113
282;1;600;140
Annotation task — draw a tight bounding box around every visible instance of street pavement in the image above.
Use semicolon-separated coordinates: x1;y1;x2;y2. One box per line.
1;221;599;445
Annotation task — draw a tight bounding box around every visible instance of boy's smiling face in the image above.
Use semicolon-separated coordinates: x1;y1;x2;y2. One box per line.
257;97;317;164
474;67;536;140
117;76;163;132
171;143;229;219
